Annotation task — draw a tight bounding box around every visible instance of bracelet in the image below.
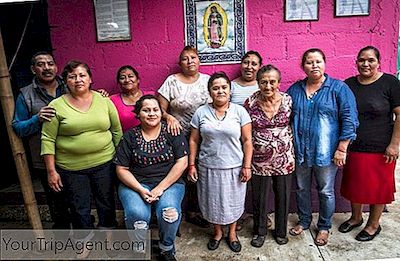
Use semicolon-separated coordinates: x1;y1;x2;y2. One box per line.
242;166;251;169
337;148;347;153
188;164;196;169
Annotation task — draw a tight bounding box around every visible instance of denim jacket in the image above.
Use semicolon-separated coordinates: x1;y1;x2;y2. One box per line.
286;74;359;167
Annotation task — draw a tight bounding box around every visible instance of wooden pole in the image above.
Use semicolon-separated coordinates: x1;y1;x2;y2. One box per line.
0;27;43;231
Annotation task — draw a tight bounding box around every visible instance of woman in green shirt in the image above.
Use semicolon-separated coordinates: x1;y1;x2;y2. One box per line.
41;60;122;246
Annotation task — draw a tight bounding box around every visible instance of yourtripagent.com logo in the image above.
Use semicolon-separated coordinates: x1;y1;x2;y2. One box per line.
1;229;151;260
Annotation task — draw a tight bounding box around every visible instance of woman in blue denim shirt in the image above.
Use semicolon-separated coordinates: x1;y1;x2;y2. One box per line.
286;48;358;246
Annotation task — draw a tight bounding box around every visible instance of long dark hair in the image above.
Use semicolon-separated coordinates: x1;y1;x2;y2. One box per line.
116;65;140;83
62;60;92;82
357;46;381;62
207;71;231;92
133;94;163;120
301;48;326;68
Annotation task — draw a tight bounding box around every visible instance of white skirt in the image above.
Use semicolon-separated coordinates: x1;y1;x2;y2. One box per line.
197;165;246;225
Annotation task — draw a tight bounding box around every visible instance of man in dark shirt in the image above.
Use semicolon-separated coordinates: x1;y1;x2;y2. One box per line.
12;51;71;229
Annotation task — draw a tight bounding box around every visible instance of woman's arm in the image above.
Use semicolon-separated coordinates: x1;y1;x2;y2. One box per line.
384;106;400;163
43;154;63;192
334;83;359;167
157;94;182;135
333;140;350;167
337;84;359;141
188;127;200;182
116;165;153;202
150;156;188;201
240;122;253;182
107;98;123;146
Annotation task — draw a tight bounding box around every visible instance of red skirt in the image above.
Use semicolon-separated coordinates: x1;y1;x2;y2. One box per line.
341;152;396;204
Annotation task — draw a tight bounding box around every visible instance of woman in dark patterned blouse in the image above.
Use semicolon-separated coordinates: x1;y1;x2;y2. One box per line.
244;65;295;247
114;95;188;261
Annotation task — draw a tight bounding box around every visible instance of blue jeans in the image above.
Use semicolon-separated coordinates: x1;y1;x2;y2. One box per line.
58;161;117;238
295;163;338;231
118;182;185;253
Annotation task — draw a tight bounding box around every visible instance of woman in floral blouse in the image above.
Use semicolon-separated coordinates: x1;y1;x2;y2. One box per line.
244;65;295;247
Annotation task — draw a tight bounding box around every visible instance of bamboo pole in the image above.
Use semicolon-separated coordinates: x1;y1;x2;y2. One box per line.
0;27;43;231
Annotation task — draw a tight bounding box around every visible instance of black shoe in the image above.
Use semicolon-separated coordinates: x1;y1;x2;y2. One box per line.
207;238;222;251
272;230;288;245
250;235;265;248
185;215;210;228
159;250;177;261
355;226;381;242
226;237;241;252
338;219;363;233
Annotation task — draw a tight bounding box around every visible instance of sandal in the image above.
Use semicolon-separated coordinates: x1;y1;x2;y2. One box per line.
289;224;305;236
314;230;329;246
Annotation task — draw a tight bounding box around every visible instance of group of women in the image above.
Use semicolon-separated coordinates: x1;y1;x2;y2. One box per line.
40;45;399;260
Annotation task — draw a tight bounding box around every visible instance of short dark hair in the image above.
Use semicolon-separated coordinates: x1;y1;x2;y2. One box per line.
357;46;381;62
31;51;55;66
179;45;199;62
62;60;92;82
241;50;262;65
257;64;282;82
207;71;231;92
116;65;139;83
133;94;163;120
301;48;326;68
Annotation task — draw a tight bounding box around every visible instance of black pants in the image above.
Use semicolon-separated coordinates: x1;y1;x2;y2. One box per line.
58;161;117;231
35;168;71;229
252;174;292;237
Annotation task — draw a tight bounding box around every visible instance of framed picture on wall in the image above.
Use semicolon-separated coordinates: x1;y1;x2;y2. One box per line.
285;0;319;21
335;0;370;17
93;0;131;42
184;0;246;64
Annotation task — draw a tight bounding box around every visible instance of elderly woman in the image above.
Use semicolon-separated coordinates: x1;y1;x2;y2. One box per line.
287;48;359;246
244;65;295;246
110;65;154;132
339;46;400;241
188;72;252;253
231;50;273;232
41;60;122;246
231;50;262;105
157;45;210;227
114;95;188;261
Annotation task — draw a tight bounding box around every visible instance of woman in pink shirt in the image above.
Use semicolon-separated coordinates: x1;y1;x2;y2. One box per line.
110;65;154;132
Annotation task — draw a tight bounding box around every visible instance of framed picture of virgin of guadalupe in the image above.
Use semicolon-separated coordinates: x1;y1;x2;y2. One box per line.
184;0;246;64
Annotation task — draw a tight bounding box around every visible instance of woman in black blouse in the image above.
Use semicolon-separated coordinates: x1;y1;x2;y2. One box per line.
114;94;188;261
339;46;400;241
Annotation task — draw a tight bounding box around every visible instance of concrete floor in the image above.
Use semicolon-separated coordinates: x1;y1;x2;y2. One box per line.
176;167;400;261
1;167;400;260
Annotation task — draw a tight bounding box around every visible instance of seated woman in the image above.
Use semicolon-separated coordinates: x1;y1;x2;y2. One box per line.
114;95;188;261
110;65;154;132
188;72;252;253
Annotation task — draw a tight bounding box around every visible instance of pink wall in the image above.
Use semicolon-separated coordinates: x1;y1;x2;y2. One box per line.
48;0;399;93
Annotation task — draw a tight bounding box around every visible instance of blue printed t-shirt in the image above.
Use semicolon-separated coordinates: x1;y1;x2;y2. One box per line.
286;74;359;167
114;122;189;186
190;102;252;169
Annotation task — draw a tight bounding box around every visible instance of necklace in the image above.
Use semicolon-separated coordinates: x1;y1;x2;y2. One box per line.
307;91;318;99
260;97;281;119
211;102;229;121
122;89;142;105
306;76;325;99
